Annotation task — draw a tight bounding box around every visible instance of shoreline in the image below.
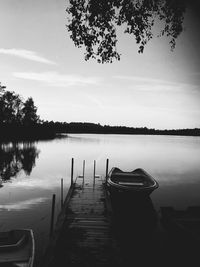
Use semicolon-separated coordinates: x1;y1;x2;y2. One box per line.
1;123;200;142
1;131;200;143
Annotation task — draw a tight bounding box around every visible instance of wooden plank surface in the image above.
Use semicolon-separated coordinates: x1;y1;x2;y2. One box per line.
42;176;122;267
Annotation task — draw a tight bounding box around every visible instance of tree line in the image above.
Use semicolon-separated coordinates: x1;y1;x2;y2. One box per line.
0;83;39;126
1;82;200;141
44;121;200;136
0;83;55;141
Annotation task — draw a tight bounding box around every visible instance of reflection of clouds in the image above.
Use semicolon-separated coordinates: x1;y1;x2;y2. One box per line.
8;177;62;190
67;134;107;169
0;197;48;211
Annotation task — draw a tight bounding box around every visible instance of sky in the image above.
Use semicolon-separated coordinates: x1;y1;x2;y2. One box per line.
0;0;200;129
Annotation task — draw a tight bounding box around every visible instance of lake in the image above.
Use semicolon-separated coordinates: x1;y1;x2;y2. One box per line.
0;134;200;265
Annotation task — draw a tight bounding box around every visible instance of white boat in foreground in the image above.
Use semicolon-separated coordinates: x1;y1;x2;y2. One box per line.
0;229;35;267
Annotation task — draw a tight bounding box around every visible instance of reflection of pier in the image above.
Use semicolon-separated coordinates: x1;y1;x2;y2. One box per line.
42;159;200;267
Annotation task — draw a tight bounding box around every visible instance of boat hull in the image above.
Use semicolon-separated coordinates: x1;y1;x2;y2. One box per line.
0;229;35;267
107;167;158;198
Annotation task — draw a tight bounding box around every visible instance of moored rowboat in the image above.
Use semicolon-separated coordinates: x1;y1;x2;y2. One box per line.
0;229;35;267
107;167;159;197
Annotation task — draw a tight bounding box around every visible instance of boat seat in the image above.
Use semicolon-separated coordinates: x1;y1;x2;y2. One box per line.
112;174;145;182
0;235;26;252
118;182;144;186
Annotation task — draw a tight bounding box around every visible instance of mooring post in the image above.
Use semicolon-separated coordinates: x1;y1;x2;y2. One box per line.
61;178;63;208
93;160;96;188
94;160;96;179
106;158;109;184
71;158;74;186
50;194;56;237
83;160;85;184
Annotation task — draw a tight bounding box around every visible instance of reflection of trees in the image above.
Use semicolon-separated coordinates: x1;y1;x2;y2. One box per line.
0;83;39;125
0;142;40;181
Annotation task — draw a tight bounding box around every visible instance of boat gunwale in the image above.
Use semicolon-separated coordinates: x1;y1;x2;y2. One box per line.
0;229;35;267
107;167;159;192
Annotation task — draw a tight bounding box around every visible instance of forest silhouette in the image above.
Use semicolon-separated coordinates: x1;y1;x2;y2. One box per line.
1;83;200;141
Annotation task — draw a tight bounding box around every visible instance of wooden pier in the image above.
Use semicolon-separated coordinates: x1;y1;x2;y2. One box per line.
41;159;200;267
42;170;123;267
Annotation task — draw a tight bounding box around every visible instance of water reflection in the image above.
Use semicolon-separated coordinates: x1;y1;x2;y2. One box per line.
111;195;157;234
0;197;48;211
111;195;158;266
0;142;40;181
68;134;101;142
0;134;199;266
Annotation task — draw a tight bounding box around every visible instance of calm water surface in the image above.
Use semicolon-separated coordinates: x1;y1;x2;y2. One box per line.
0;134;200;265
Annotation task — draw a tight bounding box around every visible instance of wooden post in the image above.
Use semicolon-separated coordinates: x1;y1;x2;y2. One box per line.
50;194;56;237
106;158;109;183
83;160;85;184
93;160;96;180
71;158;74;186
61;178;63;208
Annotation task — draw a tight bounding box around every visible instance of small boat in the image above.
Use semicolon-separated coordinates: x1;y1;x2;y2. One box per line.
107;167;159;197
0;229;35;267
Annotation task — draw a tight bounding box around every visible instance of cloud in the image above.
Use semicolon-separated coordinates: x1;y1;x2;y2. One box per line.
13;71;101;87
113;75;200;93
0;48;56;64
113;75;177;86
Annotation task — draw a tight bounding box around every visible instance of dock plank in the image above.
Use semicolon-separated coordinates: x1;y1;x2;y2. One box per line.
42;177;122;267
